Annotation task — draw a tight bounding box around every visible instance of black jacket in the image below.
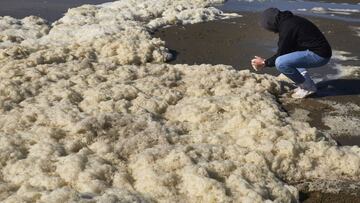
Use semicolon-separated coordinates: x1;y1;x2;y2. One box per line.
263;10;332;67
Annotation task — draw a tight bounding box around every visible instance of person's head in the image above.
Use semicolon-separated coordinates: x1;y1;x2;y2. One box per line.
260;8;280;33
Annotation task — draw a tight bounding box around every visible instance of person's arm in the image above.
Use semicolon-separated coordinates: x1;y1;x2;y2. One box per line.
265;26;297;67
264;54;278;67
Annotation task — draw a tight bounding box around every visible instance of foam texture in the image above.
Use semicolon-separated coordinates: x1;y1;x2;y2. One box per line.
1;0;360;202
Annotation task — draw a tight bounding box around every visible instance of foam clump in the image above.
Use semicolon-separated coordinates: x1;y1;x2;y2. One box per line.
354;26;360;37
0;16;49;48
2;0;360;202
6;0;234;66
1;62;360;202
0;61;298;202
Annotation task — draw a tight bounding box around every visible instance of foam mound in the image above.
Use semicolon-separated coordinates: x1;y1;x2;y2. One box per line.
0;16;49;48
1;0;360;202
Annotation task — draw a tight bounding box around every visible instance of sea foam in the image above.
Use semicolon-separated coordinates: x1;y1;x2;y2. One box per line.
0;0;360;202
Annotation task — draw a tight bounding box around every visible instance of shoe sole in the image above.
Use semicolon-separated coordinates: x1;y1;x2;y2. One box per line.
291;91;316;99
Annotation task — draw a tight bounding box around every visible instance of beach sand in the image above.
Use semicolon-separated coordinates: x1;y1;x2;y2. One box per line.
153;12;360;139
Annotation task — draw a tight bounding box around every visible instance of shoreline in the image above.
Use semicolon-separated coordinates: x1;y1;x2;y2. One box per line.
153;12;360;141
153;12;360;202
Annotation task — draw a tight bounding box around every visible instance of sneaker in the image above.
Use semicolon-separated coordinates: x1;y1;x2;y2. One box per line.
301;73;317;92
291;73;317;98
292;86;300;92
291;87;316;98
297;68;307;76
291;71;306;91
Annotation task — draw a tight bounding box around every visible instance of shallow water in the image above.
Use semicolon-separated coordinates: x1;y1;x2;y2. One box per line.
217;0;360;22
0;0;114;22
1;0;359;23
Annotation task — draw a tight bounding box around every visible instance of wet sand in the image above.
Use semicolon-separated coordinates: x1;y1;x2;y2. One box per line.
153;12;360;202
153;12;360;138
301;192;360;203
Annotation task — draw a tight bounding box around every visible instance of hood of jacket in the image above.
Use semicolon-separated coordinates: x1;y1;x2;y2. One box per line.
260;8;293;33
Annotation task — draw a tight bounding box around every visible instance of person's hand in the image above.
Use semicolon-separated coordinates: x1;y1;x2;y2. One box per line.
251;56;266;71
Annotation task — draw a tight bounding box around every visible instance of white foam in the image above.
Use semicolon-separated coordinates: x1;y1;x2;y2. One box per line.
0;16;49;48
352;26;360;37
317;100;360;137
311;7;359;15
332;50;358;61
328;8;360;13
323;115;360;136
8;0;238;66
322;50;360;80
311;7;327;12
325;64;360;80
1;0;360;202
289;108;311;122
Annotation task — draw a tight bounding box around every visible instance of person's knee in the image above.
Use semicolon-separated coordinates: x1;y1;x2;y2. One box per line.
275;56;287;71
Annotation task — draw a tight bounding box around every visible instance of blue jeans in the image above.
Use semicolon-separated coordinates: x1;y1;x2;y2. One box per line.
275;50;330;84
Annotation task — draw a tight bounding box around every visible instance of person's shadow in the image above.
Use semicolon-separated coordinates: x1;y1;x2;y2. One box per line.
313;79;360;97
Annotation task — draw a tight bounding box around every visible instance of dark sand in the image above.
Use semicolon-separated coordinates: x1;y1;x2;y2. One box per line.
153;12;360;202
153;12;360;138
301;192;360;203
